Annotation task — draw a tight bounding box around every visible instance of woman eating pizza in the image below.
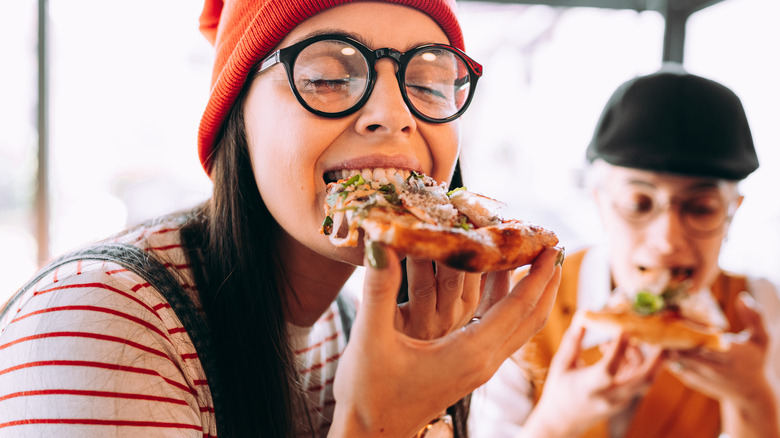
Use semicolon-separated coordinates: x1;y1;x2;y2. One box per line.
0;1;563;436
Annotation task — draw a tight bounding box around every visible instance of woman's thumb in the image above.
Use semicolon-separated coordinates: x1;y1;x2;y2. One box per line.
358;241;402;329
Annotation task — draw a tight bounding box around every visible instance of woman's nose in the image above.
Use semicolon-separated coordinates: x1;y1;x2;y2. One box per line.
354;60;416;135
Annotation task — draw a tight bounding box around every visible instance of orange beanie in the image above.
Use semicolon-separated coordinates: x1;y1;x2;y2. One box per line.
197;0;464;174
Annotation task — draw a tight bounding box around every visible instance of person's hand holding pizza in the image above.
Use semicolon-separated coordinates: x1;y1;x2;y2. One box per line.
668;289;780;438
521;318;665;437
576;272;780;437
321;172;560;341
330;243;563;437
320;171;563;435
395;256;484;339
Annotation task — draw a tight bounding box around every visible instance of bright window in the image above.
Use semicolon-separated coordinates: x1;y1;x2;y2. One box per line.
1;0;39;301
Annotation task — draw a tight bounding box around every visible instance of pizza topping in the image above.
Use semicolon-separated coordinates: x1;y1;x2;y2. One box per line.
677;288;729;329
319;171;559;272
449;190;504;227
632;290;665;315
606;270;728;330
632;281;689;315
322;172;485;238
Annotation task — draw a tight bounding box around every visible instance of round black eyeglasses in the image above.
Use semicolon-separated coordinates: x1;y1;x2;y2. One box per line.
255;34;483;123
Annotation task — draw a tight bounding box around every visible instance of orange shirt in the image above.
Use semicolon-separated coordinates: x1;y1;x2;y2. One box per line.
520;248;748;438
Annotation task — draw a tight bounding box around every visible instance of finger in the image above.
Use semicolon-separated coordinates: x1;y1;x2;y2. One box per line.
675;348;728;367
735;292;769;346
550;323;587;372
475;270;510;317
631;346;667;382
472;246;563;360
432;263;466;314
667;348;731;382
665;356;715;385
406;257;437;315
604;332;630;376
460;272;483;324
444;260;560;391
357;241;403;335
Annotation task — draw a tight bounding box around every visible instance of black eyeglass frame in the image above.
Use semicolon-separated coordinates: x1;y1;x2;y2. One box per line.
254;33;483;123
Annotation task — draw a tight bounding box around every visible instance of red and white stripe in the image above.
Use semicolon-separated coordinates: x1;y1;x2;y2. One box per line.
0;215;350;437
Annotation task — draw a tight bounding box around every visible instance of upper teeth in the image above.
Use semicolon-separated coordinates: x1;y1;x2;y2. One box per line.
326;168;413;184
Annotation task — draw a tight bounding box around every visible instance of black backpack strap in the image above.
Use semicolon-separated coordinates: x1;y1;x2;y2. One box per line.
335;293;356;341
2;242;226;433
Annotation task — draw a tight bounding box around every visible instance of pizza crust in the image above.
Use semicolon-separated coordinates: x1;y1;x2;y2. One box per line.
359;207;559;272
582;309;728;351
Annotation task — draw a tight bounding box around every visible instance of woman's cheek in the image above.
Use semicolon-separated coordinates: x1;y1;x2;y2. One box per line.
429;126;460;182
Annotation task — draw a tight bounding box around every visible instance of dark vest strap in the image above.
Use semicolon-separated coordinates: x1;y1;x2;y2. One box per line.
2;242;227;433
335;293;355;341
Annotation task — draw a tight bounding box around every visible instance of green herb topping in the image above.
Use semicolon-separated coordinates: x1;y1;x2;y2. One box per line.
321;215;334;235
455;216;472;231
343;174;366;187
447;187;466;197
379;184;400;205
407;170;424;181
632;290;665;315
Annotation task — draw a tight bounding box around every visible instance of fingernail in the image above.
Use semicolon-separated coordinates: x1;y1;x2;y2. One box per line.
366;240;387;269
554;247;566;268
738;291;756;308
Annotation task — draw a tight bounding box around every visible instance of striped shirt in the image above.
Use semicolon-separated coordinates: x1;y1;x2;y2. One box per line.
0;213;349;437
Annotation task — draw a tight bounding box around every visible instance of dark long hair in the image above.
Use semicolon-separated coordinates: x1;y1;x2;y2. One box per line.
181;86;470;437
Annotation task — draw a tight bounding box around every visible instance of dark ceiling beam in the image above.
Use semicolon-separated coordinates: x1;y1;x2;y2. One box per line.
662;5;688;63
660;0;727;62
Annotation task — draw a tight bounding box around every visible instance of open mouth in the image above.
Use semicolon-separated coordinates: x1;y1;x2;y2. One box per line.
323;168;414;185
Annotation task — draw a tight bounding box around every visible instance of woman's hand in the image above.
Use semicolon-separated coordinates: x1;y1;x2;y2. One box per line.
329;244;563;438
669;291;780;437
396;257;483;339
522;318;665;438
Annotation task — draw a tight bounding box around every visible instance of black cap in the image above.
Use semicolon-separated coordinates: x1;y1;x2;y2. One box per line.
586;65;758;180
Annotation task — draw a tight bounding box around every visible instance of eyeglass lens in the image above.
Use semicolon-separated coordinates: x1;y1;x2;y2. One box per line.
293;40;370;114
611;188;728;234
291;39;471;120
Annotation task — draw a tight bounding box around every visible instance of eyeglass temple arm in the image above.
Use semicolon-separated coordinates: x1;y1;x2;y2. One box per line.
256;51;281;76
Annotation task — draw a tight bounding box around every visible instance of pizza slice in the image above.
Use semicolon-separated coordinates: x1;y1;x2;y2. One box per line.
582;273;730;351
320;171;558;273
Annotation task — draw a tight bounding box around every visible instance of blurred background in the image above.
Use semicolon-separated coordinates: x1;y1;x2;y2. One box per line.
1;0;778;304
